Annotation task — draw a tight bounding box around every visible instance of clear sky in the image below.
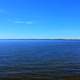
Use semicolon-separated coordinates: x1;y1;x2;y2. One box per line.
0;0;80;39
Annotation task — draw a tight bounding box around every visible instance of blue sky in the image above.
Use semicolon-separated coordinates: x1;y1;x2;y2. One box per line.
0;0;80;39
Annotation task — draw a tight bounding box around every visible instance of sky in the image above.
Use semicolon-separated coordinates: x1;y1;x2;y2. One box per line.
0;0;80;39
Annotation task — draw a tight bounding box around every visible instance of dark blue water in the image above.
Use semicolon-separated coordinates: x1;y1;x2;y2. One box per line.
0;40;80;79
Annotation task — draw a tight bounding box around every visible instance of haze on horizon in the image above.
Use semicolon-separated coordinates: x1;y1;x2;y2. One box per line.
0;0;80;39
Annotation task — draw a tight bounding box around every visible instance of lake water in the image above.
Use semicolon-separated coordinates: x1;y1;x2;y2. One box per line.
0;40;80;79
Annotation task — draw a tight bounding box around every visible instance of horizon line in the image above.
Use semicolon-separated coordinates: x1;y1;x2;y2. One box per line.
0;39;80;40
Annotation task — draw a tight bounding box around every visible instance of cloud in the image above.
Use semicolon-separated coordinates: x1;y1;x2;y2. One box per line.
0;9;7;14
15;21;25;24
8;18;33;25
25;21;33;24
14;20;33;24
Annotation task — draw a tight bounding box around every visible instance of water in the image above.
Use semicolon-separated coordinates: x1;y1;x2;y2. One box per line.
0;40;80;79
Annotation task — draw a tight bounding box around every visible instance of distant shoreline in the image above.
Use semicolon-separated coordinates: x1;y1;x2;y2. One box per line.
0;39;80;40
